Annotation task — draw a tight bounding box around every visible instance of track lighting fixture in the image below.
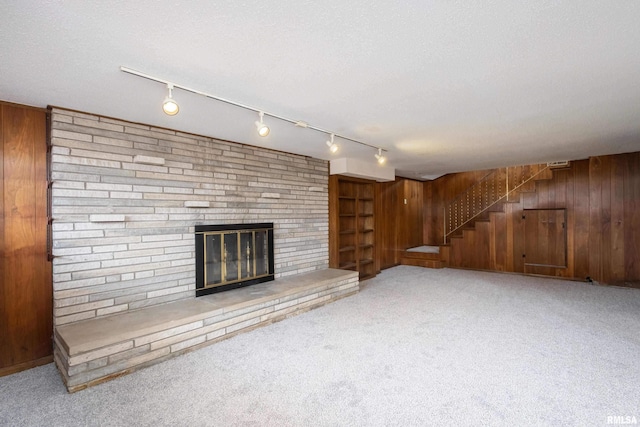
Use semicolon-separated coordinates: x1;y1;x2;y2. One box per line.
326;134;339;154
375;148;387;165
122;67;391;164
162;83;179;116
255;111;270;137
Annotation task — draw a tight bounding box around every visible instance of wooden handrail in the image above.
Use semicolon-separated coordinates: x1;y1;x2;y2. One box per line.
444;164;549;243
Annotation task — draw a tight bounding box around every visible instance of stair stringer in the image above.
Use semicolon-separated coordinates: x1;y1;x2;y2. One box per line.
444;168;555;273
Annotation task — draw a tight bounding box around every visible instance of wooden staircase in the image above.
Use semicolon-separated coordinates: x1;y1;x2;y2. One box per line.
444;166;555;270
400;164;557;270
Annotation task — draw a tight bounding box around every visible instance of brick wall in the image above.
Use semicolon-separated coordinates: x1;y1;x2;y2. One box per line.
50;108;329;326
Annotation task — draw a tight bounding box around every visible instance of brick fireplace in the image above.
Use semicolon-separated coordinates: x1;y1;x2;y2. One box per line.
50;108;329;327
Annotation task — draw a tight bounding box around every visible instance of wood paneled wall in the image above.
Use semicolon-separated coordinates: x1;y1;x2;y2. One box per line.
398;179;424;250
376;180;399;269
423;152;640;286
587;153;640;285
376;178;424;270
0;102;52;376
423;169;495;244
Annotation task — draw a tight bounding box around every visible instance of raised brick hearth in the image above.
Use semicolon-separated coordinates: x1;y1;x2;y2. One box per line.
55;269;358;392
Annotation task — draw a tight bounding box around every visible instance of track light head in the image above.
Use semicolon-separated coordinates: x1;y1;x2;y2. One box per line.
326;133;339;154
255;111;270;137
162;84;179;116
375;148;386;165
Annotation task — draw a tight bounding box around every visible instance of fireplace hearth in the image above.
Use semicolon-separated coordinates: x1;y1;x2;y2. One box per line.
195;223;274;296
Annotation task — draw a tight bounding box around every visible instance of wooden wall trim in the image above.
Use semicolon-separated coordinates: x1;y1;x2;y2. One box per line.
0;355;53;378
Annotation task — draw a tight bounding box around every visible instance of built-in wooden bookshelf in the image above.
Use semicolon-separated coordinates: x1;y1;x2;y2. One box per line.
329;175;376;280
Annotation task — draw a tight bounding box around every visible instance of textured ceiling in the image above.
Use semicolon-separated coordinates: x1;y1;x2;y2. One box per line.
2;1;640;179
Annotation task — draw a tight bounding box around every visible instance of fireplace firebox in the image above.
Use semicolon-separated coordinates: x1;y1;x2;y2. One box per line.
195;223;274;296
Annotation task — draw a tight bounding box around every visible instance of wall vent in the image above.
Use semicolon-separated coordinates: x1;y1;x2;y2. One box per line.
547;161;570;168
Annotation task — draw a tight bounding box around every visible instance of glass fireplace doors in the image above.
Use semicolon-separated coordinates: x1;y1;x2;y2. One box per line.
195;223;274;296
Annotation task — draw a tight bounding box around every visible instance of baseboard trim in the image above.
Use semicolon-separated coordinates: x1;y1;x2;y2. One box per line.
0;355;53;378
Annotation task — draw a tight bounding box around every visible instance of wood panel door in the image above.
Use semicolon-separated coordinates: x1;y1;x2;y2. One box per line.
398;179;424;251
0;103;52;376
524;208;567;269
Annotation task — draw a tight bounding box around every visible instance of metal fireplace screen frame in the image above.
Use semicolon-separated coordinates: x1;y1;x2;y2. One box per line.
195;223;274;296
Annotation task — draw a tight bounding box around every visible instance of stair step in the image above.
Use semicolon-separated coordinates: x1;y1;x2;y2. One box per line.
402;251;441;261
400;257;445;269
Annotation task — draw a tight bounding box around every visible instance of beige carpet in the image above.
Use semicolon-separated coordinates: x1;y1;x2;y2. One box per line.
1;266;639;426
